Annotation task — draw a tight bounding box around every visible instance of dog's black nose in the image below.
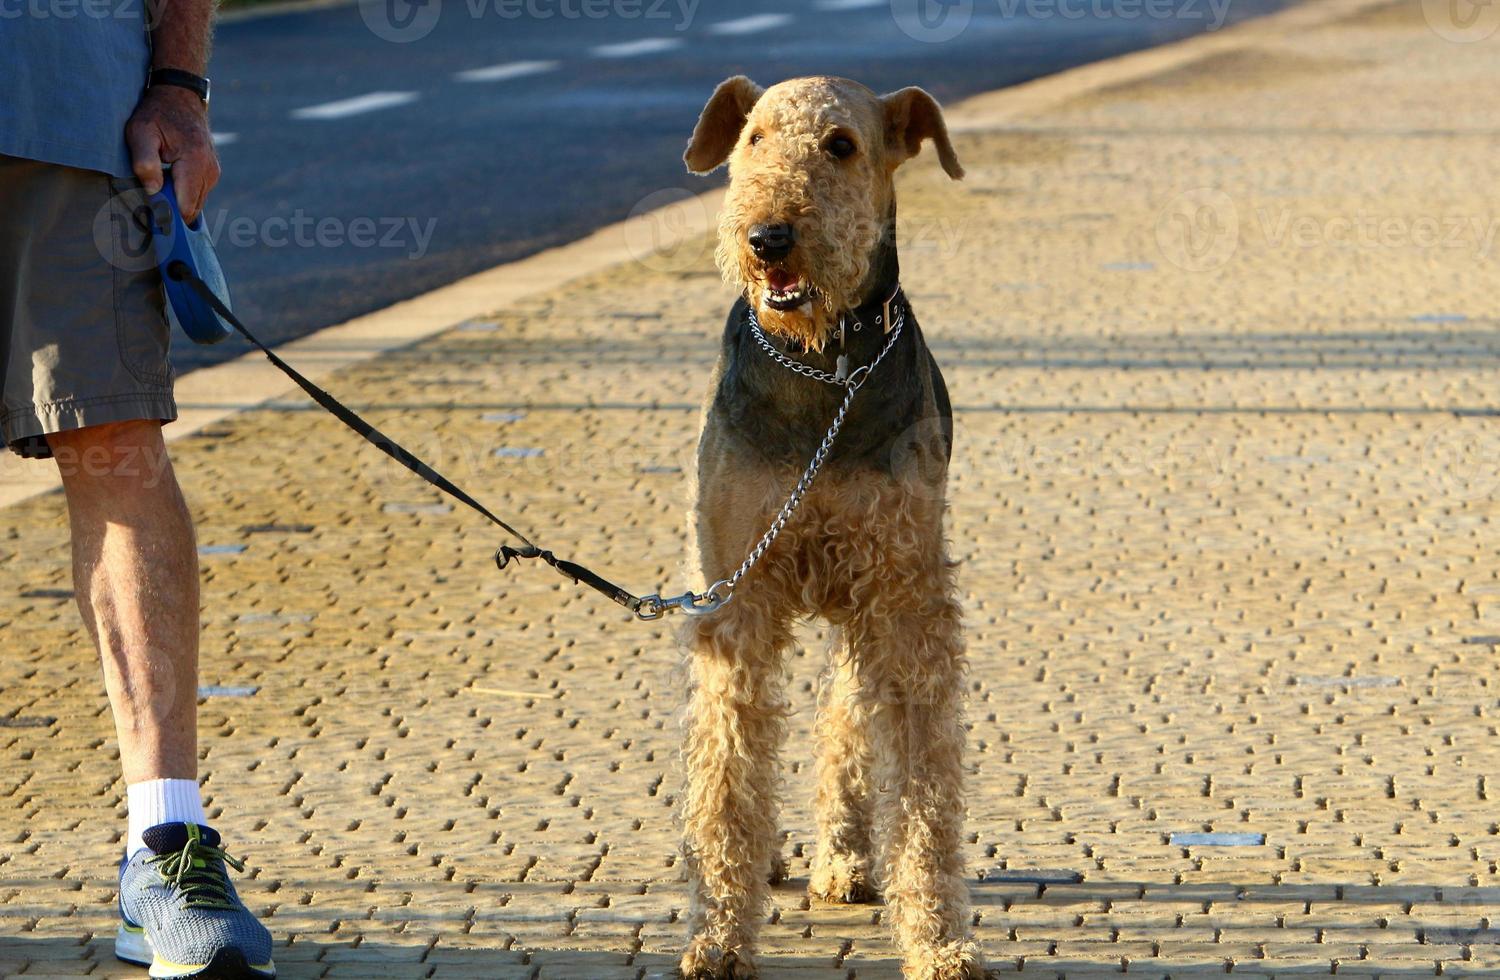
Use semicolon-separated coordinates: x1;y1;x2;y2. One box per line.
748;222;795;261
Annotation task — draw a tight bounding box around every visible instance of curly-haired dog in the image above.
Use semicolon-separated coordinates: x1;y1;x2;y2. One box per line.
677;76;981;980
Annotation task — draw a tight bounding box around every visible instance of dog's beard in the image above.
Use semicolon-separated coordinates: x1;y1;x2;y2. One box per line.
751;285;837;351
716;234;868;354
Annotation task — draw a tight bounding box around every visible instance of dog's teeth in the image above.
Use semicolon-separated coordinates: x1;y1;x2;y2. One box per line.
797;301;813;314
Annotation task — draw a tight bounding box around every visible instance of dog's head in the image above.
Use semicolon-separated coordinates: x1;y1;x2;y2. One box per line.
685;75;963;350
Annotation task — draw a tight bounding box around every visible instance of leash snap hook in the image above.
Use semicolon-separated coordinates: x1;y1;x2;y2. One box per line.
680;579;734;617
633;580;734;621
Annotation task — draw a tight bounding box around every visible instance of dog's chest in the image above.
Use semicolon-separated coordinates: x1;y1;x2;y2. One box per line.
771;465;950;617
710;303;938;474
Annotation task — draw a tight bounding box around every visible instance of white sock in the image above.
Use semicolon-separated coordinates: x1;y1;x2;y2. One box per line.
126;778;207;857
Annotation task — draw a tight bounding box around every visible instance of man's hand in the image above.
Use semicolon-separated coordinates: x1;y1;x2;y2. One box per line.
126;85;220;224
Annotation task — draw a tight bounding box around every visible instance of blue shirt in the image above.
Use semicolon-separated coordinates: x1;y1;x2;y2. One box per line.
0;1;151;177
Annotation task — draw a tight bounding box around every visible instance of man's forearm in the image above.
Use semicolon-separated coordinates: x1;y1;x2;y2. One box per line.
147;0;215;75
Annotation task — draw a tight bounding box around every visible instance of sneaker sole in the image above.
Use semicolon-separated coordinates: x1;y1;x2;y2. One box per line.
115;924;275;979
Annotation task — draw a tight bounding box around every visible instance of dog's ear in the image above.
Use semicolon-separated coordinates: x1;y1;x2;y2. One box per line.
684;75;764;174
880;87;964;180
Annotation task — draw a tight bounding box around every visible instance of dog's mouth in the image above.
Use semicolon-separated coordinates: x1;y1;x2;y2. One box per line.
762;267;815;312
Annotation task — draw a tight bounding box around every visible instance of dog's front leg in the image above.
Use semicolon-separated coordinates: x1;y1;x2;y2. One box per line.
858;567;984;980
679;594;790;980
810;637;877;905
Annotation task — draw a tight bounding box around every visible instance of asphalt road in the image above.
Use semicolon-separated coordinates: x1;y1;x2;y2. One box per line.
193;0;1295;374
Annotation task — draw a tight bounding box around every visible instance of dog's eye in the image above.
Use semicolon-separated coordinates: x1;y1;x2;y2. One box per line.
827;135;856;159
749;132;764;146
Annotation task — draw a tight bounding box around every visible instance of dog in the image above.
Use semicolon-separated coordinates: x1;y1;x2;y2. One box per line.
676;76;981;980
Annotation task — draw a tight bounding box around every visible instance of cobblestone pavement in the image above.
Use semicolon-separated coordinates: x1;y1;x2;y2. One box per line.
7;1;1500;976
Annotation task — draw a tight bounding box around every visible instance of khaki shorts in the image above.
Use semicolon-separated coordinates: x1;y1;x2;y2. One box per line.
0;154;177;459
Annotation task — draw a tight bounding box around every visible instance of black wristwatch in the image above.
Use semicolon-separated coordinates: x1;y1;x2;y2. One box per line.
147;68;211;107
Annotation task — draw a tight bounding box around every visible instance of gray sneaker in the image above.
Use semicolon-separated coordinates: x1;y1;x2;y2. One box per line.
115;822;275;979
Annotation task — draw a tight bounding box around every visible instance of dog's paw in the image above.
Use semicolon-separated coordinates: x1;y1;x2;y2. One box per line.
902;939;984;980
680;939;758;979
767;853;789;887
808;852;876;904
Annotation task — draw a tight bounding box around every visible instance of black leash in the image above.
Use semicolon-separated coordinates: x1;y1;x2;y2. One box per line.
173;265;652;616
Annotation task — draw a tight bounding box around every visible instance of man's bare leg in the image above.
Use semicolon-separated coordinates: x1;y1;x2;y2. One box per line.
51;419;275;975
48;419;198;784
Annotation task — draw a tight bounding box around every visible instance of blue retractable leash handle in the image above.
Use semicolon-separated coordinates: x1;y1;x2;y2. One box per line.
141;175;658;617
146;171;234;345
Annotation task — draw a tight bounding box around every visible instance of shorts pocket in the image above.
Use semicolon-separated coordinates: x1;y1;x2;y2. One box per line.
105;175;173;389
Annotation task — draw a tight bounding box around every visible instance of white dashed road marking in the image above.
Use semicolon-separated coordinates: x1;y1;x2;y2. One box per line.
454;59;560;83
591;37;684;58
707;13;794;35
291;91;420;120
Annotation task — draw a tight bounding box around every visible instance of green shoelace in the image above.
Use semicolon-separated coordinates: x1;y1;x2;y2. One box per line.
147;825;247;911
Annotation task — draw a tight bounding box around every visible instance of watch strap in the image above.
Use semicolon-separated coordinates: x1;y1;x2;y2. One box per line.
148;68;210;104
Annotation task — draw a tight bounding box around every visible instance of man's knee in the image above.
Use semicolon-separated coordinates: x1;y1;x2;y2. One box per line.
48;420;174;491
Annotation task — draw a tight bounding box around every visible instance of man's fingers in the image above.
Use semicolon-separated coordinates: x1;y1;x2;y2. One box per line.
126;122;165;195
170;148;220;224
172;159;204;224
173;166;200;224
